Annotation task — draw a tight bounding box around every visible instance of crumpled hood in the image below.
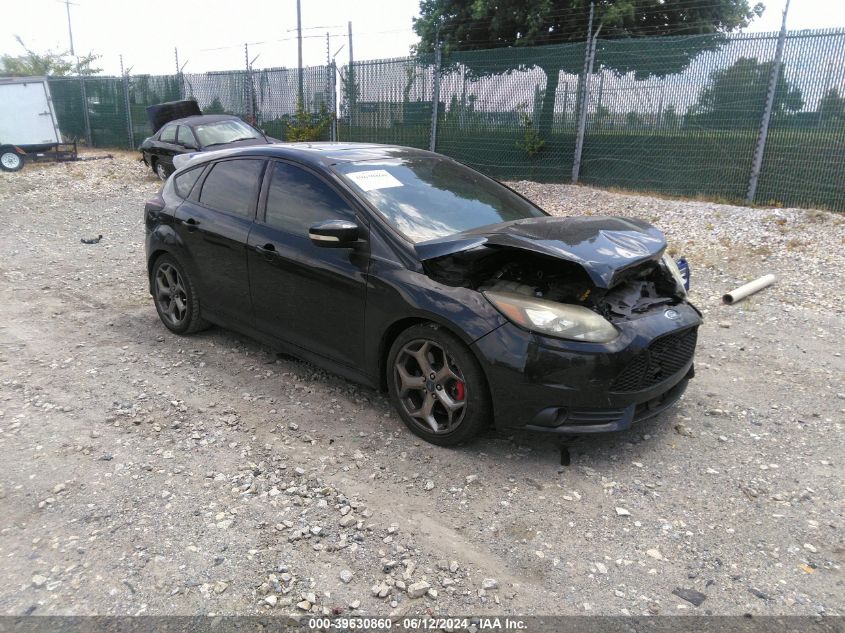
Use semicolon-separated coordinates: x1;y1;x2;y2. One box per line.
415;215;667;289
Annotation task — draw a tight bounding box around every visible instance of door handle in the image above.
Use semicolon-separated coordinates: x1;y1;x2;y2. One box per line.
255;243;278;258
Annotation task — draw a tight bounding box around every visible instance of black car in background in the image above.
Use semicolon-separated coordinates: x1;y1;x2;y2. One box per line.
143;143;701;446
140;114;275;180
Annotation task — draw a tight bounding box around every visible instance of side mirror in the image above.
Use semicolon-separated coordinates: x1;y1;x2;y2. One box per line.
308;219;359;248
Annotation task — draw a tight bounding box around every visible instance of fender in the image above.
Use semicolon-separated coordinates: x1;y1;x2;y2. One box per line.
145;223;203;296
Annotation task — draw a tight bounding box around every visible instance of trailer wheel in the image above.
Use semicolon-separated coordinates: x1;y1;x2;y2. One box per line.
0;149;24;172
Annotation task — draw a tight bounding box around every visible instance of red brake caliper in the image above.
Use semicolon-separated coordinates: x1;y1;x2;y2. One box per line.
454;381;466;401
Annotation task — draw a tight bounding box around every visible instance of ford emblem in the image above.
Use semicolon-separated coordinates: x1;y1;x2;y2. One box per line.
664;309;679;320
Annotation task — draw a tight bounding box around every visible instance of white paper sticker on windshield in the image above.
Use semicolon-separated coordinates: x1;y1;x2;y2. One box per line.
346;169;403;191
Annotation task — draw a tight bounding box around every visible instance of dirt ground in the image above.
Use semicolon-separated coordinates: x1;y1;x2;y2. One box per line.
0;151;843;617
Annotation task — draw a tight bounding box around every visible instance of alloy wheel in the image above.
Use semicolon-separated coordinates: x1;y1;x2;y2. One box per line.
394;338;467;434
154;262;188;327
156;162;167;180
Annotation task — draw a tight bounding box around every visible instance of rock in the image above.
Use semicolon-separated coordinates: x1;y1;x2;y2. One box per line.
615;507;630;516
372;582;390;598
264;595;277;606
748;587;772;601
348;600;360;610
424;480;435;491
595;562;608;574
340;569;354;584
481;578;498;590
407;581;431;598
646;548;664;561
672;587;707;607
296;600;312;611
339;514;357;528
31;575;47;588
52;483;66;494
465;474;479;485
674;423;694;437
803;543;817;553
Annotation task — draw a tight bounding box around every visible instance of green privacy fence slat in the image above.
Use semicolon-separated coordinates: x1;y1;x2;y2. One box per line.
44;27;845;210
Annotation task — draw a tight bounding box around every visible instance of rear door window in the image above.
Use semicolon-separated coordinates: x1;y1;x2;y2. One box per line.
199;159;265;218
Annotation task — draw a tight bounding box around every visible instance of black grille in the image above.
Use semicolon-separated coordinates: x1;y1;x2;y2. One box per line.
610;327;698;392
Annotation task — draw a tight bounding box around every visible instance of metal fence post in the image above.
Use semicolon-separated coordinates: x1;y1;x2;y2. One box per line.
330;61;338;142
79;72;92;147
571;3;595;184
429;42;442;153
746;0;790;205
120;55;134;150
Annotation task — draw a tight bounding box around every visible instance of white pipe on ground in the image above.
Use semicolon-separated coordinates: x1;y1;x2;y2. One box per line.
722;274;777;305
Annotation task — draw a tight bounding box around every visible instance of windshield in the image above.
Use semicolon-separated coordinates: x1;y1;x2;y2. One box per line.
335;157;546;242
194;120;262;147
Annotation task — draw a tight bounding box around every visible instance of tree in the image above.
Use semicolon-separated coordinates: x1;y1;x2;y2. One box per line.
690;57;803;127
414;0;764;136
0;36;101;76
818;87;845;123
287;100;332;142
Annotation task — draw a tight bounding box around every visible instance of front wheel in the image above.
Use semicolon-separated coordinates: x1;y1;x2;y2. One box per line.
387;324;491;446
151;254;208;334
0;150;24;172
154;159;171;181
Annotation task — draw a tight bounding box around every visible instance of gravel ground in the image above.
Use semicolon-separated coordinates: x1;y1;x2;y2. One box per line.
0;152;843;617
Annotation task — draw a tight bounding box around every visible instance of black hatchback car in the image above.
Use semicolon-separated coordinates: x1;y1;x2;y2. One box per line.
140;114;274;180
144;143;701;446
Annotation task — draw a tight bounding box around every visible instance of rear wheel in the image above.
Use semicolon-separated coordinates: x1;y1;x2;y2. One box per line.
151;254;208;335
387;324;491;446
0;150;24;172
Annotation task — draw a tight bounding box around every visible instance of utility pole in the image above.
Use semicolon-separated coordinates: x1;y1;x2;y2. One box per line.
297;0;304;104
64;0;75;55
347;21;355;139
63;0;91;146
746;0;790;205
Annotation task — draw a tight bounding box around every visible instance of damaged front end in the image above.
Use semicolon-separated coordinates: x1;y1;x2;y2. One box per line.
417;215;690;329
417;215;701;434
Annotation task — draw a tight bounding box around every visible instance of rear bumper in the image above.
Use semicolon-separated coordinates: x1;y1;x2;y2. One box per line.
471;302;701;434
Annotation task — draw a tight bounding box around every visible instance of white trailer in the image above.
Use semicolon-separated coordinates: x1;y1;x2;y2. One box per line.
0;76;67;172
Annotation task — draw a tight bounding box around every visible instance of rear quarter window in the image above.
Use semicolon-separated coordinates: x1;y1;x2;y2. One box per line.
173;166;204;199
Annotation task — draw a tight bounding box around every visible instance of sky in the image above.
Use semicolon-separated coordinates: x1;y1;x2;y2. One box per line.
1;0;843;76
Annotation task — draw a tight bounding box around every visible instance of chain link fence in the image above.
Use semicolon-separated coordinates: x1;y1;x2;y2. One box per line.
45;27;844;211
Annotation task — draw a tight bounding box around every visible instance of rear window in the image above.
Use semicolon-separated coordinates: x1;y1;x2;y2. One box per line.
173;166;204;198
199;159;264;217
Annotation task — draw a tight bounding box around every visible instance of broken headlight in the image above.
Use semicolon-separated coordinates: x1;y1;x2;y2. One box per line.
484;291;618;343
662;253;688;296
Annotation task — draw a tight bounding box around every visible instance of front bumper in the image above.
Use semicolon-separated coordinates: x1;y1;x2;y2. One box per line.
471;301;702;434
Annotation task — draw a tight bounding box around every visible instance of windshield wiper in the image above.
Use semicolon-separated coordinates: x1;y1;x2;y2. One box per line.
202;137;257;148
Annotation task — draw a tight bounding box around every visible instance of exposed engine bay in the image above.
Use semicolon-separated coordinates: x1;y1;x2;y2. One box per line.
424;248;684;321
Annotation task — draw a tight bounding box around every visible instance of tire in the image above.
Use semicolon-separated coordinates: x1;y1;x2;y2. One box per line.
387;323;491;446
150;254;209;335
0;150;24;172
153;158;171;181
